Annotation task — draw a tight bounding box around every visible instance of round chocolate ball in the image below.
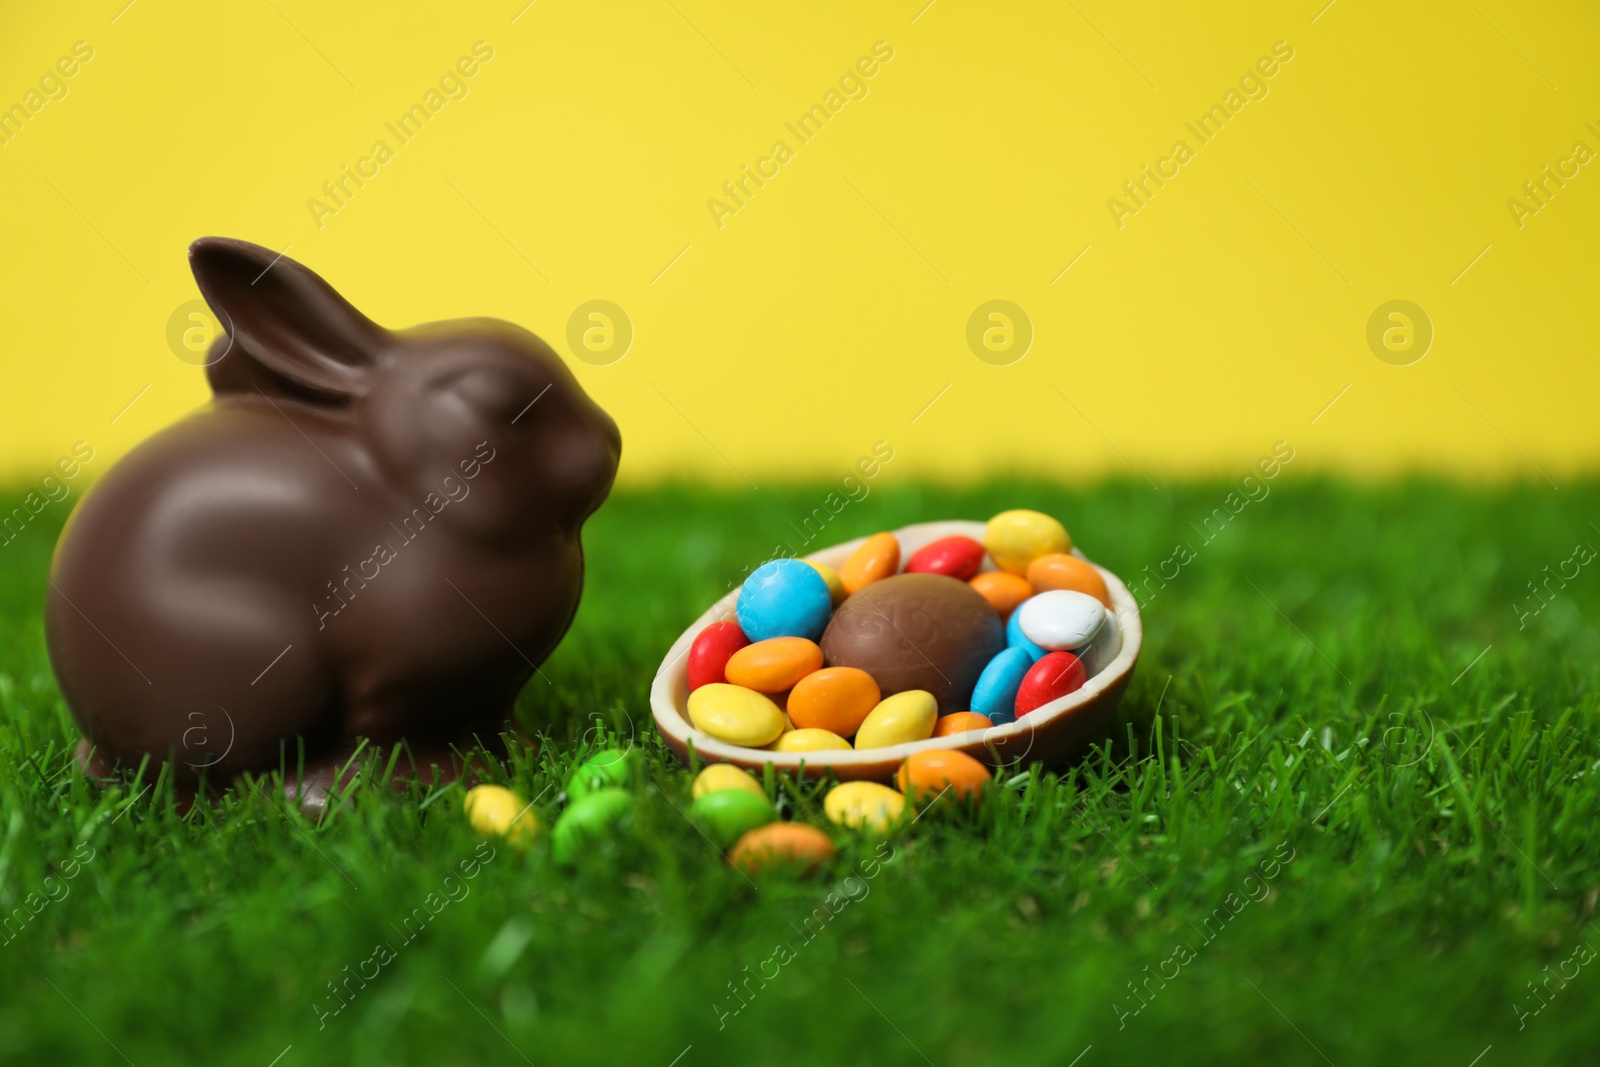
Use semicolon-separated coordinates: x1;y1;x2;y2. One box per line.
819;573;1005;713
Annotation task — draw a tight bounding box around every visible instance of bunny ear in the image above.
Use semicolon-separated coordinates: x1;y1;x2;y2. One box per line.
189;237;386;402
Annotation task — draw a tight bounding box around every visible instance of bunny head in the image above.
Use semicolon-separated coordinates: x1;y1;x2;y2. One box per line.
190;237;621;536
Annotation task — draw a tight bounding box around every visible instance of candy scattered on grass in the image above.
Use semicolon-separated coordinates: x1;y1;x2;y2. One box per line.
824;781;907;834
464;784;540;848
566;748;641;802
896;749;992;806
729;822;836;876
691;789;779;849
552;787;633;864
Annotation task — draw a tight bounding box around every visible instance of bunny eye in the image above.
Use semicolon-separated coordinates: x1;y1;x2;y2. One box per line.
447;367;538;422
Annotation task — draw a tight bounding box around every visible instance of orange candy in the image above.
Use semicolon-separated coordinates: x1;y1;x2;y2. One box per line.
932;712;993;737
1026;553;1112;608
724;637;824;693
969;572;1034;620
896;749;993;805
787;666;881;737
840;532;900;595
729;822;836;876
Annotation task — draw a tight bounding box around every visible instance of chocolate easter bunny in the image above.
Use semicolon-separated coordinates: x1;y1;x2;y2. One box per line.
46;238;620;804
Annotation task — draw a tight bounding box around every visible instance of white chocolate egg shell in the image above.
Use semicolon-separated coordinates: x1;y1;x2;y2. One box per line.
651;520;1141;782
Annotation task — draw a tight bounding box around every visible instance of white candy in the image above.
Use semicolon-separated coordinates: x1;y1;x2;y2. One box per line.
1018;590;1106;652
1074;609;1122;676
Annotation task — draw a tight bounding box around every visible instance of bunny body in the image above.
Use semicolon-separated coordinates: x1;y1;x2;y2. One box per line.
46;239;620;789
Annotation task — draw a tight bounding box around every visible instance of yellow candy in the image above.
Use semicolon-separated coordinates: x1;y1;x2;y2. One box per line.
806;560;848;606
463;784;539;847
692;763;767;800
984;509;1070;576
687;683;787;747
770;728;852;753
854;689;938;748
824;781;907;834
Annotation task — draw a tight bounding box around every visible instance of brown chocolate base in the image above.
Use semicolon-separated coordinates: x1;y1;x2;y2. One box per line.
73;732;528;820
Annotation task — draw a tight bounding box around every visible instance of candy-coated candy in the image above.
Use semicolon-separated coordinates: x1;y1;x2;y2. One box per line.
687;620;750;691
464;784;540;847
1074;609;1122;676
969;646;1033;724
770;728;852;752
1005;603;1047;662
786;666;881;737
839;532;900;595
969;572;1034;620
566;748;642;801
729;822;836;876
806;560;848;605
1026;553;1112;608
551;788;633;863
1014;651;1087;717
692;763;767;800
1017;590;1106;651
724;637;823;693
896;749;992;805
984;510;1070;575
932;711;993;737
737;559;834;642
905;536;985;581
854;689;938;749
691;788;779;848
687;684;787;747
824;781;907;834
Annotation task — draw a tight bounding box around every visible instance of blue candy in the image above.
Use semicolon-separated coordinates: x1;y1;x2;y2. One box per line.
1006;601;1046;662
736;559;833;642
970;646;1033;725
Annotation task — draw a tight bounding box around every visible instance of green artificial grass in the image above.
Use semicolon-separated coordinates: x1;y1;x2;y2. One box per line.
1;476;1597;1066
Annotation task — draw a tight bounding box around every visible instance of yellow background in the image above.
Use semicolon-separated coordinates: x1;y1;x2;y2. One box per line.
2;0;1596;486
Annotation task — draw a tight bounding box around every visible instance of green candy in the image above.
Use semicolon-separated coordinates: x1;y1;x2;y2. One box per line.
566;748;642;802
689;789;778;850
552;787;634;863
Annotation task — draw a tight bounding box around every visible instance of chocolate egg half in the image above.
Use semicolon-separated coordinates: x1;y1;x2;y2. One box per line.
818;573;1005;713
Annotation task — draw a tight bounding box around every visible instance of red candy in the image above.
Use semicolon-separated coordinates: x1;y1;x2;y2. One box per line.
1014;651;1087;717
904;536;986;581
687;620;750;691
